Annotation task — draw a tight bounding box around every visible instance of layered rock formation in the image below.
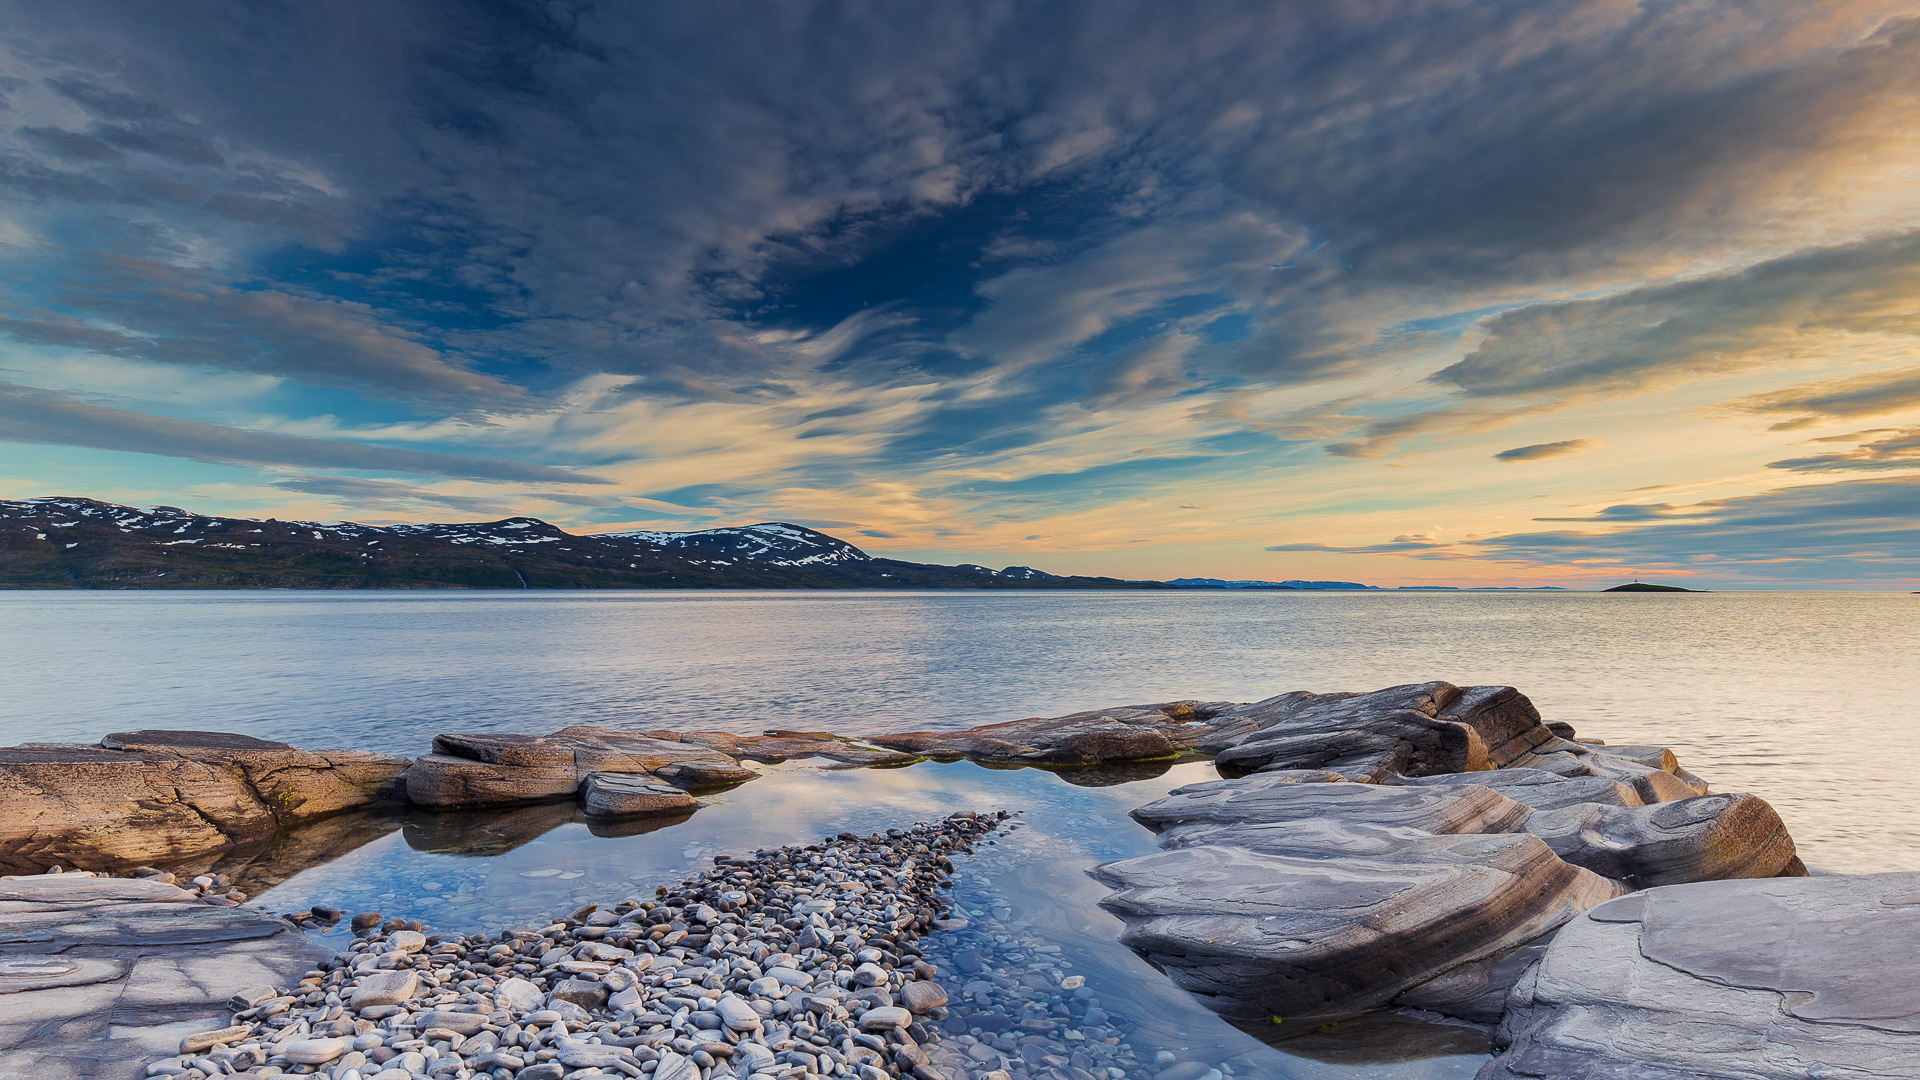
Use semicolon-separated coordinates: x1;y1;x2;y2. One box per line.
1095;681;1807;1027
1484;875;1920;1078
872;699;1249;764
0;731;409;875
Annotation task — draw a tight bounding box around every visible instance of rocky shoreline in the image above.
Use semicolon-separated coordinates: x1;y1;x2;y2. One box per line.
5;680;1916;1079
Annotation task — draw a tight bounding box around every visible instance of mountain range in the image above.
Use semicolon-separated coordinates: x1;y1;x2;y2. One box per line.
0;497;1165;590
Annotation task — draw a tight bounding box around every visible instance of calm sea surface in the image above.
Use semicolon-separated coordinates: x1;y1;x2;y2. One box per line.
4;589;1913;873
3;590;1916;1079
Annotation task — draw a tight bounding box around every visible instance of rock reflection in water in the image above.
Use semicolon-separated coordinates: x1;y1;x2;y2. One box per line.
1239;1013;1492;1065
249;759;1489;1079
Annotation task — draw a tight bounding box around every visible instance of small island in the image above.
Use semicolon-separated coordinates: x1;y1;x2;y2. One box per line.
1604;582;1698;592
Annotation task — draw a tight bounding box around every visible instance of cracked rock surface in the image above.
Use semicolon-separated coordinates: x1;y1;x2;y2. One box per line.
0;871;329;1080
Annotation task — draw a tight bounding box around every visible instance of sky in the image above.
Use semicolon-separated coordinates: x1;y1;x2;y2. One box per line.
1;1;1917;589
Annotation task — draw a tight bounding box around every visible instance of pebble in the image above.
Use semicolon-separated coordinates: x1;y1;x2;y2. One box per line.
132;813;1009;1080
282;1036;348;1064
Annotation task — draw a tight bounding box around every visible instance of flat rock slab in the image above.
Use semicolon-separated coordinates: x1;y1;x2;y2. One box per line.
0;875;327;1080
1485;873;1920;1078
0;734;410;874
644;729;919;767
407;726;756;808
870;699;1243;764
1094;835;1621;1022
1131;773;1534;835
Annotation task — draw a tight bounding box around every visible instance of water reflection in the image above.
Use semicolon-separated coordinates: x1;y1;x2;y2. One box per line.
242;760;1487;1080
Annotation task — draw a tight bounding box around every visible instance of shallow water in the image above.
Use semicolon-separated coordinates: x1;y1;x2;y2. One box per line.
5;589;1919;1078
233;759;1489;1080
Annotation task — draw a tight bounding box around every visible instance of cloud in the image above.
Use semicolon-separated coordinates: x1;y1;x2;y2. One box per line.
1267;534;1448;555
1723;365;1920;429
0;380;609;483
0;256;535;410
2;1;1919;559
1767;427;1920;472
267;475;517;516
1533;503;1680;522
1495;438;1596;462
1437;229;1920;402
1284;475;1920;583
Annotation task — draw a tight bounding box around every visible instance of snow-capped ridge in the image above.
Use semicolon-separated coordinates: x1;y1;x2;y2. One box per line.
608;521;871;568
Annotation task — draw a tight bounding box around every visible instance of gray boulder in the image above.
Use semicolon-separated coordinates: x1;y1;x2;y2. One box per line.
1094;835;1622;1022
1522;792;1802;887
1484;875;1920;1078
1131;773;1533;836
0;731;409;874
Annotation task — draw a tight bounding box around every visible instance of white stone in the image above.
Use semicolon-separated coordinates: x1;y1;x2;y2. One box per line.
350;970;419;1010
282;1036;349;1064
859;1006;911;1030
386;930;426;954
715;996;761;1031
1060;976;1085;990
654;1049;700;1080
495;977;545;1012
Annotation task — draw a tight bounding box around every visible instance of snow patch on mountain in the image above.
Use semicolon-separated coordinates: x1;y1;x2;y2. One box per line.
609;522;871;568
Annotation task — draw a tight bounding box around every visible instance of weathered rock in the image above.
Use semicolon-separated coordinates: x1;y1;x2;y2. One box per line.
1392;768;1644;811
1213;682;1490;776
871;700;1243;764
1522;792;1801;887
1094;837;1622;1021
645;729;920;767
0;732;409;874
1433;686;1556;768
405;726;754;808
1484;874;1920;1079
579;772;699;818
402;752;581;807
1130;773;1533;835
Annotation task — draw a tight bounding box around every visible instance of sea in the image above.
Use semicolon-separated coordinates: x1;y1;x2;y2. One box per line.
4;589;1916;1079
